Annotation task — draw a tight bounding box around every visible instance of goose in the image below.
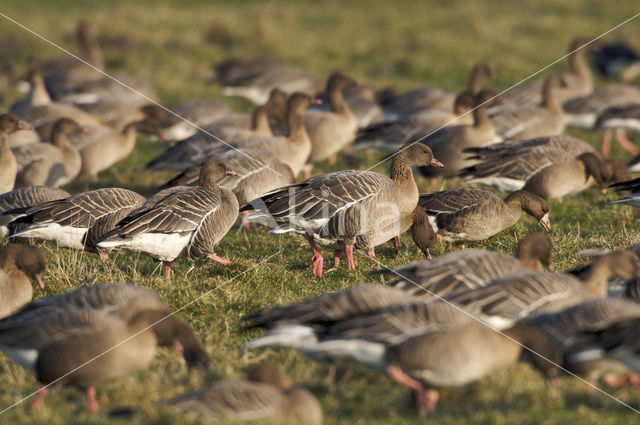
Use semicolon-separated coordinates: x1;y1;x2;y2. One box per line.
0;244;46;318
146;89;288;171
608;177;640;208
445;250;639;330
591;41;640;82
208;56;278;86
418;188;550;243
304;72;358;164
596;102;640;155
418;90;496;180
0;114;32;194
7;187;146;259
97;159;239;279
0;283;210;412
159;99;232;141
0;186;70;236
0;112;38;149
380;62;494;119
220;62;318;105
165;363;322;425
343;84;385;129
242;143;443;278
461;135;598;192
12;118;84;188
563;84;640;129
490;38;598;114
489;74;566;143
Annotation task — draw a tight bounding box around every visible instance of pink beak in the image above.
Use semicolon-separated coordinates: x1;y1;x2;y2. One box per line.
601;188;608;194
80;126;88;134
226;169;237;176
431;158;444;168
312;98;323;105
36;274;45;289
173;340;184;353
18;121;32;131
540;213;551;231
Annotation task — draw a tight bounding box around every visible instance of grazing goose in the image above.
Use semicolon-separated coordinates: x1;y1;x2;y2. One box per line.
490;38;597;113
461;135;597;192
7;188;145;259
418;188;550;243
242;143;443;278
304;72;358;164
165;363;322;425
0;186;70;237
596;102;640;155
380;62;494;119
0;113;32;193
0;244;46;318
159;99;232;141
0;283;210;412
97;159;239;279
608;177;640;208
146;89;288;171
418;90;496;180
384;231;553;297
12;118;84;188
446;250;639;330
489;74;566;143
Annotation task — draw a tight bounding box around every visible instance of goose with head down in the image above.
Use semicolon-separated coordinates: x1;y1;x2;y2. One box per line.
242;143;442;278
0;244;46;318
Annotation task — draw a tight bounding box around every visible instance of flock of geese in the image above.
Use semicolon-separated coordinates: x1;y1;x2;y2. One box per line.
0;21;639;422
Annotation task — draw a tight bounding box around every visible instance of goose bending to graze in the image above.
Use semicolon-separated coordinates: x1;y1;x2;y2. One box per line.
97;159;239;279
0;114;32;194
304;72;358;164
0;186;70;237
446;250;639;330
489;75;566;143
8;188;145;259
165;363;323;425
242;144;443;278
12;118;83;188
461;135;596;192
159;99;232;141
418;188;550;243
0;244;46;318
0;283;210;412
383;231;553;297
418;90;496;180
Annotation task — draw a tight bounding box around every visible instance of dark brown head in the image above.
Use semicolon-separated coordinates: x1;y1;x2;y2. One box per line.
542;74;567;96
266;88;288;122
248;363;292;389
576;152;609;186
397;143;443;169
1;244;46;289
140;104;168;122
469;62;495;93
506;190;550;231
516;232;553;270
410;206;435;259
152;314;211;369
199;159;236;188
604;158;631;186
326;71;354;94
453;92;475;115
0;113;30;135
50;118;84;145
474;89;499;109
286;92;313;116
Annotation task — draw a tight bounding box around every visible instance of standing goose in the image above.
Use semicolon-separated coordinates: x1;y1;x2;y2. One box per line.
446;250;639;330
596;102;640;155
418;188;550;243
461;135;597;192
12;118;83;188
242;143;443;278
0;113;32;194
7;188;146;259
97;159;239;279
0;283;210;412
0;186;70;237
0;244;46;318
418;90;496;180
304;72;358;164
489;74;566;143
165;363;322;425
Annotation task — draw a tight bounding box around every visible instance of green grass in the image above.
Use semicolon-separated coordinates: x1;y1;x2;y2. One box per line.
0;0;640;424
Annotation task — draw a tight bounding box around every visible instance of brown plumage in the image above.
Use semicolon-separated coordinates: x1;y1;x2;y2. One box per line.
0;244;46;318
0;186;70;237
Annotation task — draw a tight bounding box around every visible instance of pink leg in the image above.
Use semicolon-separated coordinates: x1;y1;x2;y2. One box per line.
345;244;356;271
602;130;612;156
30;385;48;412
333;248;342;267
98;249;109;262
306;234;324;278
394;236;402;249
615;129;639;155
86;386;99;413
163;261;172;280
424;389;440;412
388;365;438;413
366;250;376;261
208;253;234;266
426;249;432;260
241;211;251;231
328;153;337;165
429;177;438;188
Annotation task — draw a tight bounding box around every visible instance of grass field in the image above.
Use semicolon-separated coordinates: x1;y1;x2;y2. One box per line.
0;0;640;424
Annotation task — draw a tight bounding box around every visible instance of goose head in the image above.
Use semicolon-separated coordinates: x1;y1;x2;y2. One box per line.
0;113;30;135
286;92;313;116
199;158;237;189
326;71;355;95
50;118;85;146
4;244;46;289
152;314;211;369
265;88;288;122
576;152;611;189
507;190;551;231
516;232;553;270
400;144;444;168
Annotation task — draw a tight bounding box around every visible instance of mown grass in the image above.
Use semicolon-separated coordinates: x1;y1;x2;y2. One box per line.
0;0;639;424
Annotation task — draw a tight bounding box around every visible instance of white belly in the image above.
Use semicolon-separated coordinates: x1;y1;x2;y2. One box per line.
98;232;190;261
12;224;88;250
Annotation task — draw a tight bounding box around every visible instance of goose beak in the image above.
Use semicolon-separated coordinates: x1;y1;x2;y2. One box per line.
431;158;444;168
601;188;608;194
226;168;237;176
173;340;184;354
36;274;45;289
18;120;32;131
80;126;88;134
312;98;323;105
540;213;551;231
